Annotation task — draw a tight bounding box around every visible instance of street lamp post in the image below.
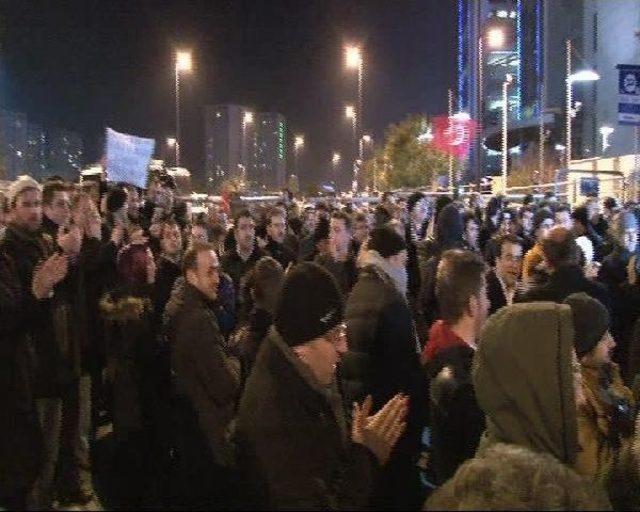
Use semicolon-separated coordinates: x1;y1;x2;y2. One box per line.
166;137;177;167
565;39;600;169
502;74;513;193
175;50;192;168
294;135;305;176
345;105;357;191
332;151;341;186
345;46;364;162
242;111;254;183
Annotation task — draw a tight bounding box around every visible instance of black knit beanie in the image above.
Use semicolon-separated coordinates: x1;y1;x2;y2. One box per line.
368;226;407;258
275;262;343;347
564;293;610;357
533;207;554;231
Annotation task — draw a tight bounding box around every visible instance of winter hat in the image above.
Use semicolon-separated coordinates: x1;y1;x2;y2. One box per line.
407;192;427;214
533;207;554;231
275;262;343;347
8;175;41;206
604;197;618;211
368;226;407;258
106;187;128;213
563;293;610;357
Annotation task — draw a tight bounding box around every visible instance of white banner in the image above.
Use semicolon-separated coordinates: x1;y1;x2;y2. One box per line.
105;127;155;188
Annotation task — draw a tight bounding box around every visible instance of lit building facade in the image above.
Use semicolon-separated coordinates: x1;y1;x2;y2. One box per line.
0;110;27;180
256;112;286;190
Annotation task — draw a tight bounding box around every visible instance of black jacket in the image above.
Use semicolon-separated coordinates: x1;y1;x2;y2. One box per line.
165;282;240;467
0;225;58;495
265;238;296;270
343;265;428;466
153;256;181;322
516;264;611;311
425;344;484;485
486;269;508;316
315;253;358;296
237;331;375;510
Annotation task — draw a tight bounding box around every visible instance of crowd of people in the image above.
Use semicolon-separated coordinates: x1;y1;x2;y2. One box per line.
2;172;640;510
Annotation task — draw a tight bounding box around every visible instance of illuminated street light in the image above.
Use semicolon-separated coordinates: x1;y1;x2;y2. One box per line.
345;46;362;69
345;105;355;119
332;152;341;164
174;50;193;168
362;134;372;143
176;51;192;73
243;111;254;124
294;135;305;148
487;27;506;49
565;39;600;167
167;137;176;147
294;135;305;176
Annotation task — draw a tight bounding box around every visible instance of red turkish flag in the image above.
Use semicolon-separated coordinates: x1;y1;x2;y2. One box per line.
431;116;477;158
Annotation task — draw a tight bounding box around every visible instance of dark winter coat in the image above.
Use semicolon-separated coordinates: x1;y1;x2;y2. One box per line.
265;238;296;270
236;330;375;510
425;344;484;485
343;264;428;484
0;225;59;495
165;282;240;467
486;269;509;316
153;256;181;323
220;245;265;300
516;264;611;312
315;253;358;296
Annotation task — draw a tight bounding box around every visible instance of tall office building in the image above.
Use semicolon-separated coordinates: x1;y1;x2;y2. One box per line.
457;0;588;180
0;110;27;180
581;0;640;159
203;104;257;191
256;112;286;190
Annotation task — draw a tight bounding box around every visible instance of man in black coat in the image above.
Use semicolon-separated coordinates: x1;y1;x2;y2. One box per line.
237;262;408;510
315;211;358;295
0;177;69;509
344;227;428;509
486;234;524;316
221;209;265;316
517;226;610;310
153;219;183;321
164;243;241;508
264;206;296;270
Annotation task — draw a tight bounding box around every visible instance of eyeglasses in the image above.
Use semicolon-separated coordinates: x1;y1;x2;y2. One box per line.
326;323;347;348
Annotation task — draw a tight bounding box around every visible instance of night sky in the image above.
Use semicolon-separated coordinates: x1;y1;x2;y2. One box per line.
2;0;456;185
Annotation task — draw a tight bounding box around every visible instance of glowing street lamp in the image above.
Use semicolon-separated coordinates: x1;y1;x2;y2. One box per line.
243;111;254;124
332;152;341;164
294;135;305;175
174;50;192;167
565;39;600;168
345;46;362;69
487;27;506;49
166;137;176;147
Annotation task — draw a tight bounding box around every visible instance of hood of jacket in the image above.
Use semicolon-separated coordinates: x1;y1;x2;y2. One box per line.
473;301;578;465
357;249;407;296
436;203;464;250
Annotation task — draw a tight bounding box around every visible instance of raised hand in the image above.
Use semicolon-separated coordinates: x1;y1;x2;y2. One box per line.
57;225;83;257
351;393;408;465
32;253;69;299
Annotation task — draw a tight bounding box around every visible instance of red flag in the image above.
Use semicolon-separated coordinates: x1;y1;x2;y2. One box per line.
431;116;477;158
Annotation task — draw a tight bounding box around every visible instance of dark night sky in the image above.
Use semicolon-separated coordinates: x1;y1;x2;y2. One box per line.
1;0;456;185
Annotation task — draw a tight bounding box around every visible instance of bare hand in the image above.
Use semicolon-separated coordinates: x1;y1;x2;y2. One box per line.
32;253;69;299
351;394;408;465
146;248;156;285
57;225;82;257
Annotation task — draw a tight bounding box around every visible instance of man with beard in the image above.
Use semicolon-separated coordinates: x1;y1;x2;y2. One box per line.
0;176;69;509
